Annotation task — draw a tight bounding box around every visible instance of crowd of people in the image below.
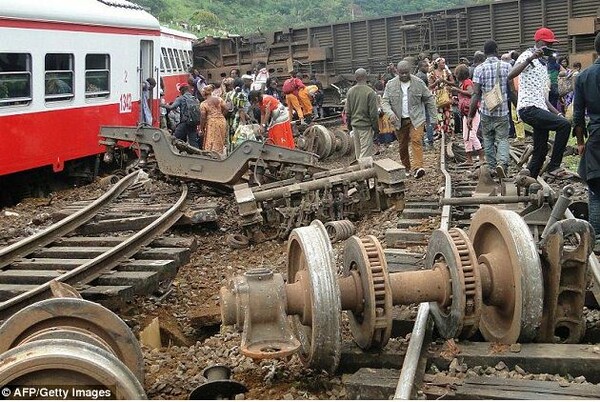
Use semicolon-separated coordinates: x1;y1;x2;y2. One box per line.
146;27;599;248
155;65;325;157
345;27;599;247
346;27;585;181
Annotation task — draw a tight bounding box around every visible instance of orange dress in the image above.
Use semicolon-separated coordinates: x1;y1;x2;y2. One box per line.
200;96;227;155
261;95;295;149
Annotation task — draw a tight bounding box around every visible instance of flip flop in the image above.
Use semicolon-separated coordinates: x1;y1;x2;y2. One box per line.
547;167;575;179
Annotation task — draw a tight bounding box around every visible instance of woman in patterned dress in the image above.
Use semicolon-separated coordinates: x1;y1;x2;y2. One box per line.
428;57;455;139
199;85;228;156
248;90;295;149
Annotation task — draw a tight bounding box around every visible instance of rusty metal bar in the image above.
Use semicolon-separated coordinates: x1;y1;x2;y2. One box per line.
252;167;376;202
0;184;188;320
0;170;139;269
441;195;532;206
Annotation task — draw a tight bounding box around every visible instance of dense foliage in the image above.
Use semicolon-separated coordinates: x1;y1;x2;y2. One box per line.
134;0;490;35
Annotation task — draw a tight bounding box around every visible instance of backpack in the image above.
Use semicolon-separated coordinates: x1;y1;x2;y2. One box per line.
180;94;200;125
282;78;296;95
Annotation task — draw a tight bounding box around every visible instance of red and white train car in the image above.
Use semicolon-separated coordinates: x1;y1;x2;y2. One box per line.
0;0;164;200
159;26;197;103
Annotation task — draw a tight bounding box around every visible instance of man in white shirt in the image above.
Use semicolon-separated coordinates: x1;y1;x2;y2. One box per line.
508;27;571;179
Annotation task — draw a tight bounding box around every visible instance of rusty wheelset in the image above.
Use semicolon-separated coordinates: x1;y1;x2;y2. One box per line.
0;297;146;399
220;206;591;373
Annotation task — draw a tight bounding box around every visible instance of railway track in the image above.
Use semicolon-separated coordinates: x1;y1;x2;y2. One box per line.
0;170;193;321
218;130;600;400
352;135;600;399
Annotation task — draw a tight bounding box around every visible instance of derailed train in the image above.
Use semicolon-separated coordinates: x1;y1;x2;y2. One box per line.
194;0;599;107
0;0;195;203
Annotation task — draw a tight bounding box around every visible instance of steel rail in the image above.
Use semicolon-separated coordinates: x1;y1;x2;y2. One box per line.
394;132;453;399
0;170;140;269
0;184;188;320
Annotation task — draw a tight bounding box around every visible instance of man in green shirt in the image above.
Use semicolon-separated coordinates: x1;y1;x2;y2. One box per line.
345;68;380;160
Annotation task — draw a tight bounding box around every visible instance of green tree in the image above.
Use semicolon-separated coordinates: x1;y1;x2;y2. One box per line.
191;10;221;30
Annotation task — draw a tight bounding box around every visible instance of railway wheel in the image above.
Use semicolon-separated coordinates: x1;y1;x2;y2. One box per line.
469;206;543;343
0;339;146;399
333;129;350;156
304;125;333;159
426;228;482;339
0;298;145;382
342;236;393;349
287;220;341;372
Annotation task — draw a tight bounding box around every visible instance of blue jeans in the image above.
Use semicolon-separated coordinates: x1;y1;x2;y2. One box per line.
174;122;200;149
424;108;434;145
479;114;510;172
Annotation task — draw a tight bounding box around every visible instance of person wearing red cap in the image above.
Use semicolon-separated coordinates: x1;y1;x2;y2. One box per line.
164;82;201;149
508;27;571;179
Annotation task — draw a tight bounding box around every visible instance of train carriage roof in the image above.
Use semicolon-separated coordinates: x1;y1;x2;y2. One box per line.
161;26;198;41
0;0;160;31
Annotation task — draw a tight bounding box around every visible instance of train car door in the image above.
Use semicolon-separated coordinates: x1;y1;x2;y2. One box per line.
139;39;156;125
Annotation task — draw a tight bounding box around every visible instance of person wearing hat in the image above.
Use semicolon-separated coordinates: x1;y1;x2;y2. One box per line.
508;27;572;179
164;82;201;149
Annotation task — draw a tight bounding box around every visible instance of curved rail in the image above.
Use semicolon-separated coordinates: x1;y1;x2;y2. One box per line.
0;170;140;269
0;181;188;320
394;132;453;399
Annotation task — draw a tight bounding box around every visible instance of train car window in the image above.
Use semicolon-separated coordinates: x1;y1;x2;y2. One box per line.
45;53;74;102
159;52;165;73
0;53;32;107
178;49;188;71
167;48;177;73
184;51;191;69
85;54;110;99
173;49;182;72
188;50;193;68
161;47;171;73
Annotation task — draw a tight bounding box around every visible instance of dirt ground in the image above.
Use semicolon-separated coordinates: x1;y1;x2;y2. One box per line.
0;135;442;400
3;133;597;399
132;139;443;400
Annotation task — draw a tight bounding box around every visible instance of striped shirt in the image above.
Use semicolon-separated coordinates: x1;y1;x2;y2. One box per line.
472;56;512;116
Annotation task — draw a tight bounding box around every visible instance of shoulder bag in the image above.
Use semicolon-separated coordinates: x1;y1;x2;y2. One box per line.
435;82;452;108
482;62;503;112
